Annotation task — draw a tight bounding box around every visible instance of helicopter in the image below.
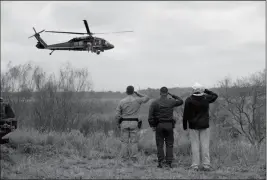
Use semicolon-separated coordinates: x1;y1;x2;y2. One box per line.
29;20;133;55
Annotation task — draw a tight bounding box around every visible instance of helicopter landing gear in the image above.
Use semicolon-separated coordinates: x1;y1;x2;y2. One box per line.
49;50;55;55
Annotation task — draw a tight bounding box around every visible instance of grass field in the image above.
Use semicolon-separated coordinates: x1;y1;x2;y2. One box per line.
1;124;265;179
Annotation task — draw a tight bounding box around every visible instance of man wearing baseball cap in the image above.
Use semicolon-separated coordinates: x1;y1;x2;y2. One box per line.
148;87;183;168
115;85;150;161
183;82;218;171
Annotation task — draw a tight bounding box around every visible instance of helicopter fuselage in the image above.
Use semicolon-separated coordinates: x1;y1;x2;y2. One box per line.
38;36;114;53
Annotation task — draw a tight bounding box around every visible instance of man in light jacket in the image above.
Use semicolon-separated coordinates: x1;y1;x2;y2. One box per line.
115;85;150;161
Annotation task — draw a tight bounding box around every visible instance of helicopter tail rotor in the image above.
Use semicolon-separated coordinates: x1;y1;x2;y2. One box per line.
29;27;48;48
28;27;45;38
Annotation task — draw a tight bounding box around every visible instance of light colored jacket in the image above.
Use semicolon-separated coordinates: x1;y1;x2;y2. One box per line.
116;95;149;129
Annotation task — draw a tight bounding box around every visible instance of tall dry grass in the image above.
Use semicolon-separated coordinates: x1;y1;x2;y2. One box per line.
2;116;265;179
6;124;265;170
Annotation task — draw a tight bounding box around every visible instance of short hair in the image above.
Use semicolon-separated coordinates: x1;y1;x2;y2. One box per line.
126;85;134;95
160;87;168;95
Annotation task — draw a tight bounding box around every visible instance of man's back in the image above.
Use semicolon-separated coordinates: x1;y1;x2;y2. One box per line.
115;86;150;160
150;97;183;122
183;89;218;130
118;95;149;119
147;87;184;168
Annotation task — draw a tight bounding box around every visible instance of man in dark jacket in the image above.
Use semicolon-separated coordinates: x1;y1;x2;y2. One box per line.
183;83;218;171
148;87;183;168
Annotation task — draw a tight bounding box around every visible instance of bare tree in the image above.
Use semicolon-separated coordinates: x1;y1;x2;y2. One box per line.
31;62;94;132
1;61;95;132
218;70;266;147
58;63;92;93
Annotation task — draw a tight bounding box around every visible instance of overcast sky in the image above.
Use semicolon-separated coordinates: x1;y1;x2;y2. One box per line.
1;1;265;92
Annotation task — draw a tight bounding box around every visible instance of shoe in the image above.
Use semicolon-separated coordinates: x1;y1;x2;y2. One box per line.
203;165;213;171
130;157;138;163
166;162;172;168
157;162;163;168
190;165;199;171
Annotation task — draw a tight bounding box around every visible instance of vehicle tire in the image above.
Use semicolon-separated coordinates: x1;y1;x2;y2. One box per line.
0;138;9;144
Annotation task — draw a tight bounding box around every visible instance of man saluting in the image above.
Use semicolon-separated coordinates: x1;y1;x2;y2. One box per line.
183;83;218;171
115;85;150;161
148;87;183;168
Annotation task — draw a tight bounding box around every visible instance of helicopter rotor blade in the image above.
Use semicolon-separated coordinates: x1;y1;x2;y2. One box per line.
38;30;45;34
92;30;134;35
45;31;87;35
28;28;45;38
83;20;92;35
33;27;37;33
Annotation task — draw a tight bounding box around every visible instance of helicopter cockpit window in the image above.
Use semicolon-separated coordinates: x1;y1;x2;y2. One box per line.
69;38;78;42
96;40;101;45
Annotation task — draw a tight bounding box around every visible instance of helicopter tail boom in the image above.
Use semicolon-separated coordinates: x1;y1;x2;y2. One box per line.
29;27;47;48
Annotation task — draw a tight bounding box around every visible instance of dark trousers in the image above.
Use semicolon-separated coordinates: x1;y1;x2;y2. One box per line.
155;122;174;163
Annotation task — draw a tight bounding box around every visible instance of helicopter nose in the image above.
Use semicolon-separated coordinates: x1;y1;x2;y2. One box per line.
109;44;114;49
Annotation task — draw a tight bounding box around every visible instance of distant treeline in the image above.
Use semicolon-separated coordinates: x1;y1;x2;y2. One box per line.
0;86;257;101
1;61;265;146
1;61;264;100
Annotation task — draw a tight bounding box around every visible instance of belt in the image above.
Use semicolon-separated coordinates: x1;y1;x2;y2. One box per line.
158;120;174;123
121;118;139;122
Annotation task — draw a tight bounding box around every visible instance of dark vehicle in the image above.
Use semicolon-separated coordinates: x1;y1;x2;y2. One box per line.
0;97;17;144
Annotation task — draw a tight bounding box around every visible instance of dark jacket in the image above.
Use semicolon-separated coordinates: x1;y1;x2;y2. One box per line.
148;96;183;128
183;89;218;130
